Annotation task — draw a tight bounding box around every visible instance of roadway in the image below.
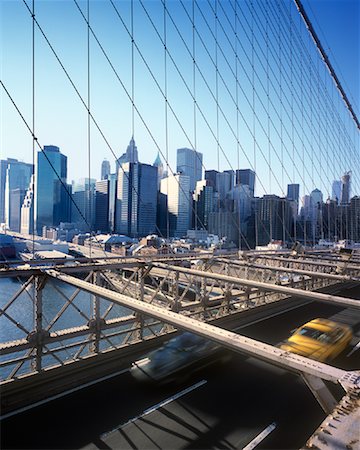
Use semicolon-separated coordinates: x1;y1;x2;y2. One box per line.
1;288;360;449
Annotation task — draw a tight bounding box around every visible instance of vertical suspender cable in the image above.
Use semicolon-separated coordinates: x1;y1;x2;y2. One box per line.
87;0;92;257
250;0;258;248
192;0;197;231
215;0;220;246
32;0;35;257
164;0;169;240
235;0;241;251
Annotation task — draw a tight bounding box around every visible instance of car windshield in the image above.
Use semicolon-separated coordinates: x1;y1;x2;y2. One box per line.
296;326;333;344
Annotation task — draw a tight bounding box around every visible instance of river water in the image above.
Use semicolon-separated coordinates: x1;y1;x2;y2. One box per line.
0;277;133;379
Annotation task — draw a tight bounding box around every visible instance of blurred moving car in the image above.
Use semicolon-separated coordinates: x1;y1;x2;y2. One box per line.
130;332;228;382
279;318;352;362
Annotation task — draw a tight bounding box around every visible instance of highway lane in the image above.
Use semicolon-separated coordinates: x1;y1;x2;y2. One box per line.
2;292;360;449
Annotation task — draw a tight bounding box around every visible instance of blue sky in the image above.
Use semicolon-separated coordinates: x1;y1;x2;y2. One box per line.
1;0;359;198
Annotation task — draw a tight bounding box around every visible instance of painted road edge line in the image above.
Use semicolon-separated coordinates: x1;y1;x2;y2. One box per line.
0;368;130;421
242;422;277;450
101;379;208;438
347;340;360;357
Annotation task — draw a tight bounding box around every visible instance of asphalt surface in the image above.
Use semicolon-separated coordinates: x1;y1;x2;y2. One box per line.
2;291;360;450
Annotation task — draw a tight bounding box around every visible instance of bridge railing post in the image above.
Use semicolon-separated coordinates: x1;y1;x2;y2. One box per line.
29;275;47;372
90;271;101;354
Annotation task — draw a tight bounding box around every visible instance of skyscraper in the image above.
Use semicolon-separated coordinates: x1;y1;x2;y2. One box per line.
235;169;255;197
21;175;35;235
108;173;117;233
116;162;157;237
193;180;214;229
205;170;218;190
101;159;111;180
340;171;351;205
35;145;69;235
72;178;96;231
287;183;300;218
4;159;33;232
95;179;110;232
153;152;165;189
160;173;191;237
116;137;139;168
331;180;341;204
176;147;203;193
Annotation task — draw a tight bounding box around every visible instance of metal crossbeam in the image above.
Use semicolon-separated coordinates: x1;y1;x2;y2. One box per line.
153;263;360;309
45;269;360;390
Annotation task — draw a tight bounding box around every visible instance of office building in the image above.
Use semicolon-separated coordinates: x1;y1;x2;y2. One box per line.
340;171;351;205
72;178;96;232
4;159;33;232
332;180;341;204
35;146;69;235
205;170;219;190
153;152;165;189
235;169;255;197
216;171;233;207
176;147;203;193
101;159;111;180
116;136;139;168
193;180;214;229
255;195;292;246
116;162;157;237
21;175;35;235
108;173;117;233
287;183;300;218
160;173;191;237
94;179;110;233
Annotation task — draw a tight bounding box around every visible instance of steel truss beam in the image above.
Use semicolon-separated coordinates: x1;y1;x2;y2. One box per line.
153;263;360;309
45;269;360;392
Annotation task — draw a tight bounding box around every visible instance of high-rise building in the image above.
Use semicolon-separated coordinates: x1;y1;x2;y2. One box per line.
255;195;292;245
349;196;360;242
340;171;351;205
205;170;219;190
331;180;341;204
287;183;300;218
21;175;35;235
160;173;191;237
116;137;139;168
224;170;235;189
235;169;255;197
0;159;10;224
35;146;69;235
116;162;157;237
216;171;233;206
71;178;96;232
4;159;33;232
153;152;165;189
101;159;111;180
94;179;110;233
176;147;203;193
193;180;214;229
108;173;117;233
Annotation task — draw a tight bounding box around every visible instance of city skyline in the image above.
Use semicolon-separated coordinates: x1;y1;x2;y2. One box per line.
1;0;359;200
1;140;357;200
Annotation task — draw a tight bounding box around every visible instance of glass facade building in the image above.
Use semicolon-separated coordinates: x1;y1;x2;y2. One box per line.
4;159;33;232
116;162;157;237
35;146;69;235
235;169;256;197
176;148;203;193
160;174;191;238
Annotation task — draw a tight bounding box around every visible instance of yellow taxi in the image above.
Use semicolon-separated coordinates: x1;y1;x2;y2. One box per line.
280;318;352;362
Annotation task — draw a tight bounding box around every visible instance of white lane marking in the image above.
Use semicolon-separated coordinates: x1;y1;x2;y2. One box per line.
242;422;277;450
102;379;207;437
0;368;130;421
347;340;360;357
233;299;310;333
